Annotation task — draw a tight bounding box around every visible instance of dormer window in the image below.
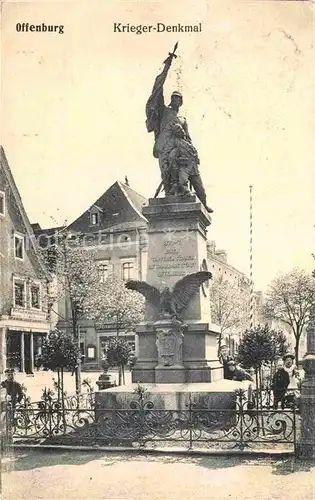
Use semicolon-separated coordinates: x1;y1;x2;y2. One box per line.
91;213;99;226
89;205;102;227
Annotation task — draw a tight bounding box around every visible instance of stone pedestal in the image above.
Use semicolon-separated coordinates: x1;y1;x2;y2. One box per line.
95;379;251;411
132;320;222;384
297;307;315;459
154;319;185;383
131;195;223;384
96;372;115;390
143;195;211;323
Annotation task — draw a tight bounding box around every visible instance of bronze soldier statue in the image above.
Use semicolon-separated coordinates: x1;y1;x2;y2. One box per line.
145;44;213;213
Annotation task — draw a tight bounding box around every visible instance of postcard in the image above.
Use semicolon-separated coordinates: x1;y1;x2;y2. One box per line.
1;1;314;498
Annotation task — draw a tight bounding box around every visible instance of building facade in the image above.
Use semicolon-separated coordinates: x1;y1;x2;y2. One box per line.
0;147;52;374
207;240;249;286
34;180;253;368
207;240;251;355
33;180;148;369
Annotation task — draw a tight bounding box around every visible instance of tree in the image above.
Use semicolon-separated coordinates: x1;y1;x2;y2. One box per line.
41;329;81;404
210;275;249;353
91;274;145;336
42;234;101;394
89;274;144;385
103;338;132;385
238;325;289;372
237;324;289;411
263;268;315;363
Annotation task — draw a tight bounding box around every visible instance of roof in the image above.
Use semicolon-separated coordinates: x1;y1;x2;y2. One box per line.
0;146;50;279
31;224;67;248
99;219;147;232
67;180;148;234
31;224;66;234
120;182;148;215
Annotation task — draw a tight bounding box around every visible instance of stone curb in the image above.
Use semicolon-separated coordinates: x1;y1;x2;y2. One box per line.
9;443;294;459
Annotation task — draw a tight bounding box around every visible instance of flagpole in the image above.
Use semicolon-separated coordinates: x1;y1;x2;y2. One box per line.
249;185;254;330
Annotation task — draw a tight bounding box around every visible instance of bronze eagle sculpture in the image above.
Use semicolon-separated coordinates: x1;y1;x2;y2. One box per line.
125;271;212;319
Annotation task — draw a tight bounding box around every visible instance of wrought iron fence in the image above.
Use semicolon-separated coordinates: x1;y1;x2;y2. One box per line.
3;389;297;452
251;388;300;410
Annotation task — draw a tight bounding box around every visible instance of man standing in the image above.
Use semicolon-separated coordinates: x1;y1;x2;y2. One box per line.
271;362;290;410
1;368;24;406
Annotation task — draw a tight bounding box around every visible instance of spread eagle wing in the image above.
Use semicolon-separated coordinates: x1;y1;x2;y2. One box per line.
125;280;161;310
171;271;212;313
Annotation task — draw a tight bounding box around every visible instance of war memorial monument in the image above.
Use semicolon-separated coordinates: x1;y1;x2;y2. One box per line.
95;45;249;410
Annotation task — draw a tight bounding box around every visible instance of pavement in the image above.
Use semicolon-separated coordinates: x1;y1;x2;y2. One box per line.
1;450;314;500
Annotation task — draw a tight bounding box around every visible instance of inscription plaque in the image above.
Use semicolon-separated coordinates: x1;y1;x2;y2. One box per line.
148;240;197;279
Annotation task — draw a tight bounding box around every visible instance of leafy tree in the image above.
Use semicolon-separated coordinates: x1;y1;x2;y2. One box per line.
91;274;145;336
210;275;249;353
270;330;289;361
238;325;273;370
89;274;144;385
42;234;100;394
237;324;289;410
103;338;132;385
263;268;315;363
238;325;289;370
41;330;81;404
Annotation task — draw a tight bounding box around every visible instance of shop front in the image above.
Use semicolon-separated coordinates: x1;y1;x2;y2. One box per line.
0;310;51;374
6;330;47;373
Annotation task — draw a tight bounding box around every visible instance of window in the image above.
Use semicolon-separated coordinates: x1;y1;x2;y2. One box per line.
14;280;25;307
98;263;109;283
14;234;24;260
122;261;134;281
0;191;4;216
87;347;95;359
90;212;99;226
87;345;96;360
80;342;85;358
30;284;40;309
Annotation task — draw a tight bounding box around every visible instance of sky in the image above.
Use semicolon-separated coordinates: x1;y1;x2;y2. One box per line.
2;0;315;290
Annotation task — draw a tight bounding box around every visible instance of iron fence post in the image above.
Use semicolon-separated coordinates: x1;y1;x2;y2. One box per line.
238;390;244;450
138;387;145;447
5;402;13;446
188;393;193;451
293;399;297;456
48;397;53;438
